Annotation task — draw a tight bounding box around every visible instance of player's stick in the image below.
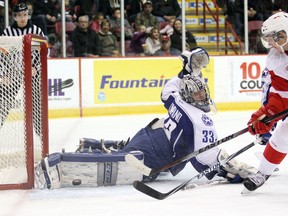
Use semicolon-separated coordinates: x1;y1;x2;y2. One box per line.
182;178;228;190
133;140;258;200
126;109;288;177
49;79;74;94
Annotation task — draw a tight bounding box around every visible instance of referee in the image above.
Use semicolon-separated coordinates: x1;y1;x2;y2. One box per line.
0;2;45;133
2;2;44;36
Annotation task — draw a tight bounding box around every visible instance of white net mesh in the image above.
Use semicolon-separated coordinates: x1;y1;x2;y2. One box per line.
0;36;45;185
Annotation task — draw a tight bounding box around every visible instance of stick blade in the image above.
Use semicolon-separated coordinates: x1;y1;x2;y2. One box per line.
133;181;166;200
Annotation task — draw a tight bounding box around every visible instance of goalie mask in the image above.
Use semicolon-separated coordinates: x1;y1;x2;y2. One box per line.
261;12;288;53
179;47;209;76
179;75;213;113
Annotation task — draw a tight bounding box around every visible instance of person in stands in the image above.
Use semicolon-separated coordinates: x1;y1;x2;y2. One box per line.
154;35;181;56
170;19;197;52
143;27;160;55
97;19;120;57
71;14;100;57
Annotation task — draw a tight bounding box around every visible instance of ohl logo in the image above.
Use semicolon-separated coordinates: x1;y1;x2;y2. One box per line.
48;78;74;96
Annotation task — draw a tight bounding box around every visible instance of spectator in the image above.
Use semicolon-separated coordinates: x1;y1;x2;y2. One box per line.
98;0;120;19
143;27;160;55
134;0;159;31
128;24;147;56
0;0;4;34
151;0;181;23
233;0;264;41
109;7;134;41
170;19;197;52
56;0;75;22
74;0;96;20
71;15;100;57
224;0;237;24
125;0;144;24
272;0;288;13
263;0;288;20
154;35;181;56
30;0;59;36
97;19;120;57
90;12;104;33
159;17;175;36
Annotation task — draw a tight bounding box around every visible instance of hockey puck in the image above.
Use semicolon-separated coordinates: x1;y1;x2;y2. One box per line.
72;179;82;186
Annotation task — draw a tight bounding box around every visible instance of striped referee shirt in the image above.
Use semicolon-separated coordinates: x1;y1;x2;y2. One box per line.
2;21;44;37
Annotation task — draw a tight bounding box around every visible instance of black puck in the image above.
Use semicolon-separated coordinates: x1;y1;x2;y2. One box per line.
72;179;82;186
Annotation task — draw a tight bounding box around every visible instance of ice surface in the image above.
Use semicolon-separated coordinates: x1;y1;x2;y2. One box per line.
1;111;288;216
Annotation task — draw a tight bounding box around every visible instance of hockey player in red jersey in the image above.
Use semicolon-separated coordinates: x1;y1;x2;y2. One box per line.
243;12;288;192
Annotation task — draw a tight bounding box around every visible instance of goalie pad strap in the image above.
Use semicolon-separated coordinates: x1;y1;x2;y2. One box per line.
97;162;118;186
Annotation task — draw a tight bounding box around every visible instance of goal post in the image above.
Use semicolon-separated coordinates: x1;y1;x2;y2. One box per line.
0;34;49;190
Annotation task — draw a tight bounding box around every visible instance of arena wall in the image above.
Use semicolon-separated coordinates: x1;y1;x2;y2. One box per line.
48;55;266;118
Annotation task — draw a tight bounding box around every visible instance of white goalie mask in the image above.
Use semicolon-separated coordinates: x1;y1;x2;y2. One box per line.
261;12;288;53
179;47;210;76
179;75;213;113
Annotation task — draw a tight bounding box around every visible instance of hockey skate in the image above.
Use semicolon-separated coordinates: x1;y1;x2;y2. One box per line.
243;171;270;192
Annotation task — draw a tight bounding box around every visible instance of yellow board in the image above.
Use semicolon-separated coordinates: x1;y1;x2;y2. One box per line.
93;58;182;104
93;58;214;104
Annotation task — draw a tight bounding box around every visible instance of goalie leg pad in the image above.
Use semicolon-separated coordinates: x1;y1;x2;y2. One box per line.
34;153;62;189
217;149;257;181
35;151;144;188
60;151;144;187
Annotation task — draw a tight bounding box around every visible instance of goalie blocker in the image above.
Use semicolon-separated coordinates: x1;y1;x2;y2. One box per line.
34;150;144;189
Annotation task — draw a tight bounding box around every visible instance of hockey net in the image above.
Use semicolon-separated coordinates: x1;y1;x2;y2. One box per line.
0;34;49;190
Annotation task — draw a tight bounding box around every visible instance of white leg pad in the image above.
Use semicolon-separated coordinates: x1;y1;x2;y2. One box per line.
34;153;62;189
42;151;144;188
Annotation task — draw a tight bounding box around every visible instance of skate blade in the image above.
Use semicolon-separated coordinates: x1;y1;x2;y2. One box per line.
241;187;253;195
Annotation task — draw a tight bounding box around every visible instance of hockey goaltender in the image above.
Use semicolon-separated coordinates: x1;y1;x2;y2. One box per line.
35;48;257;189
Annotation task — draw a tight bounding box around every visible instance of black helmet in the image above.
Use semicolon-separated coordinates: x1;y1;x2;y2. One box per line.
13;3;29;13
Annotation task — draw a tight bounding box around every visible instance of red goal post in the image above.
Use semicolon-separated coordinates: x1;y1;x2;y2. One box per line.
0;34;49;190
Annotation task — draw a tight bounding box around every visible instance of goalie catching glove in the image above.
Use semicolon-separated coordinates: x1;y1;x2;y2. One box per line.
179;47;209;77
216;149;257;183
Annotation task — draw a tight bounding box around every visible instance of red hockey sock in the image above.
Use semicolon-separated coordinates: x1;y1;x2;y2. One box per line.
264;142;287;164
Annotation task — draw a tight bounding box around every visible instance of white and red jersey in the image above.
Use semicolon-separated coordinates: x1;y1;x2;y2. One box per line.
263;48;288;115
258;48;288;175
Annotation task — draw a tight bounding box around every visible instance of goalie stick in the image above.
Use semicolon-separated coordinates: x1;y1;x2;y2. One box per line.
125;109;288;177
133;140;258;200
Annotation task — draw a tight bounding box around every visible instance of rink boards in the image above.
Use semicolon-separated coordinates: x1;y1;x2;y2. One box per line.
47;55;265;118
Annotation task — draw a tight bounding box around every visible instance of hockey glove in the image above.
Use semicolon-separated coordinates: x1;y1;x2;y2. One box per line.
247;106;275;135
216;149;257;183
